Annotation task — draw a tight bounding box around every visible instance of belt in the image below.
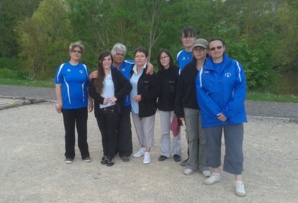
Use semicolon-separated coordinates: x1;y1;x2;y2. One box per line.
100;105;116;111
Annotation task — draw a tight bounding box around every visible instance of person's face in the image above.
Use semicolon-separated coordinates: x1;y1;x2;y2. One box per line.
134;51;147;67
102;55;112;69
181;34;195;49
192;46;207;61
112;50;125;64
69;47;82;61
208;40;225;60
159;52;170;69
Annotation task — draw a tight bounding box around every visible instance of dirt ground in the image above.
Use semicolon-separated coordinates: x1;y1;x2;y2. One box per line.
1;102;298;202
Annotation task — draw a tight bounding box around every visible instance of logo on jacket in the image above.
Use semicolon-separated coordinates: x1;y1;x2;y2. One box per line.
79;70;83;74
67;69;71;72
225;72;231;78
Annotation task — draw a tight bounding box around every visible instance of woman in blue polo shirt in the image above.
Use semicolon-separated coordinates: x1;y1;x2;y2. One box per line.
55;41;92;164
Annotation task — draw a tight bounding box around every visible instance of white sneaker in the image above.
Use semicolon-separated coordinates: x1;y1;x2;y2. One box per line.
204;173;221;185
183;168;194;175
133;148;146;158
143;152;151;164
202;170;211;177
235;181;246;197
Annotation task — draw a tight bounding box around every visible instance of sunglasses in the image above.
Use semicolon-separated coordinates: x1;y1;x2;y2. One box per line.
71;50;82;53
209;46;223;51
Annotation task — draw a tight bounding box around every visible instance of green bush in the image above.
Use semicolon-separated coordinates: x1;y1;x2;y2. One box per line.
0;68;18;79
0;57;21;70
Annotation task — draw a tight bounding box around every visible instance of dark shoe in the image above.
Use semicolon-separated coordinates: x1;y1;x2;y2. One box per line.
101;156;108;165
106;158;114;167
180;158;188;166
121;156;130;162
65;158;73;164
83;157;91;163
158;155;168;161
173;154;181;162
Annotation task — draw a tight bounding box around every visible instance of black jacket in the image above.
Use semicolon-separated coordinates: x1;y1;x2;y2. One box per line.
157;66;179;111
130;66;160;117
175;60;200;118
89;67;132;118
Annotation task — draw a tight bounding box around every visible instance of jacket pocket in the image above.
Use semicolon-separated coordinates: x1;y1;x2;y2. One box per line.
142;80;150;92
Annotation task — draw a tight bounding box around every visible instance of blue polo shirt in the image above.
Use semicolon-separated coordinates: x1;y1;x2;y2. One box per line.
177;49;193;74
55;62;90;109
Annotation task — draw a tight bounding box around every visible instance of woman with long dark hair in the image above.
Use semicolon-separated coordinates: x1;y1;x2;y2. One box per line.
89;51;132;166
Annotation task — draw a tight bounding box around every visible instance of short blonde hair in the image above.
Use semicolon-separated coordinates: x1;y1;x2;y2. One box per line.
69;41;84;53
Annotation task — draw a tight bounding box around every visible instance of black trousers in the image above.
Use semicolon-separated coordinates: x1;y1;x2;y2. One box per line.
62;107;90;159
97;106;120;158
117;106;133;157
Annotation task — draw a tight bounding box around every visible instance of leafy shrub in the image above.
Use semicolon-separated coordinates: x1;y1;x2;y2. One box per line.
0;57;21;70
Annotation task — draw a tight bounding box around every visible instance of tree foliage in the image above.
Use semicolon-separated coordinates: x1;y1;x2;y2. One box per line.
14;0;72;79
0;0;297;90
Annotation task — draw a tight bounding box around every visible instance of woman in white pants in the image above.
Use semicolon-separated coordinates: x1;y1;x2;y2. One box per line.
156;49;181;162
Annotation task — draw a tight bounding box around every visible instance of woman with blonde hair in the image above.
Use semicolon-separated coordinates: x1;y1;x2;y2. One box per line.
55;41;92;164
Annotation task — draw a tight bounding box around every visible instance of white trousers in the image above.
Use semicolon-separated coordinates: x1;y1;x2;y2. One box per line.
132;113;155;148
159;110;182;157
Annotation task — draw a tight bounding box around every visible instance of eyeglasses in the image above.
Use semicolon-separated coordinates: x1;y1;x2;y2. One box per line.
71;50;82;54
160;56;169;60
209;46;223;51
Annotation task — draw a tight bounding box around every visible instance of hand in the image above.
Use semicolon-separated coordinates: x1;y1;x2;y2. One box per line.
146;62;154;75
179;117;185;125
134;95;142;102
89;70;98;79
88;102;93;112
109;97;117;103
217;113;227;122
56;103;62;113
103;98;110;105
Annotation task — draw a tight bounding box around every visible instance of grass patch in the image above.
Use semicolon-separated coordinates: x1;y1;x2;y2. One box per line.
247;92;298;103
0;78;54;88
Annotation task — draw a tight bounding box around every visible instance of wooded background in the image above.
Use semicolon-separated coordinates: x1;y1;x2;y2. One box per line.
0;0;297;94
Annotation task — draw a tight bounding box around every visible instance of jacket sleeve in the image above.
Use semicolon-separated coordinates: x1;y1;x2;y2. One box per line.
88;79;104;104
114;69;132;100
196;69;221;117
221;61;247;119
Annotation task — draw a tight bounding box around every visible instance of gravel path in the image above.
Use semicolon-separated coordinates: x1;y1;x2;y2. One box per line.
1;85;298;202
1;85;298;121
1;102;298;202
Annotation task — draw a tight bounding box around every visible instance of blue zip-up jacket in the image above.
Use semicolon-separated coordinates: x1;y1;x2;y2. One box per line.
196;53;247;128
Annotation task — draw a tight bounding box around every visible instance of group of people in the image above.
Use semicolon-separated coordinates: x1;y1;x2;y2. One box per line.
54;27;247;197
